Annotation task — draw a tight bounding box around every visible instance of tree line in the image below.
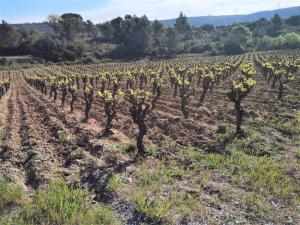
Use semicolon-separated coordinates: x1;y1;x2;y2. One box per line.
1;12;300;63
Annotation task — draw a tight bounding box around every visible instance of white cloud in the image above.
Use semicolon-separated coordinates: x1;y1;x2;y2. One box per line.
81;0;300;23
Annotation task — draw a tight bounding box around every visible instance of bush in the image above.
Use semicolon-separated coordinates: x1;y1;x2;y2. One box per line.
223;40;243;55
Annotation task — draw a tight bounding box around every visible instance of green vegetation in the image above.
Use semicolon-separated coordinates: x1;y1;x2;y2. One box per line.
1;12;300;62
0;179;24;210
0;179;121;225
129;163;204;223
107;173;124;191
198;149;297;200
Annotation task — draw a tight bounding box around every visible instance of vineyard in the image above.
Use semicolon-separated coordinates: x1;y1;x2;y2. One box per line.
0;50;300;225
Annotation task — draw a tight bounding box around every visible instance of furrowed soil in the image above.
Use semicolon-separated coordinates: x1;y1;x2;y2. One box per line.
1;55;299;225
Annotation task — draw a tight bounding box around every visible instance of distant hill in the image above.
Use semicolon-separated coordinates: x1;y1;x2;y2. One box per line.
13;22;53;33
160;6;300;27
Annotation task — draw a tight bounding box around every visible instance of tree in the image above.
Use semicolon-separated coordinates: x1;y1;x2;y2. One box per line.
224;25;252;54
175;12;191;33
48;13;84;41
151;20;165;55
122;15;153;57
223;40;243;55
85;20;98;39
98;22;114;41
0;21;21;49
47;15;61;33
230;25;252;45
271;14;283;28
166;27;180;57
201;24;215;32
32;35;63;61
268;14;283;37
152;20;164;35
110;17;124;42
286;15;300;26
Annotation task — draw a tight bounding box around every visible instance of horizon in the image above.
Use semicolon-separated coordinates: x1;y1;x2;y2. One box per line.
0;0;300;24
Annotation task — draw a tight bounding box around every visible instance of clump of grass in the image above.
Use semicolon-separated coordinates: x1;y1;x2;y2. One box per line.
145;145;157;156
135;163;185;187
0;179;24;211
116;141;136;154
2;179;121;225
162;136;180;153
131;186;204;224
107;173;124;191
135;170;161;187
245;192;271;218
169;190;203;220
57;130;72;145
280;119;300;137
65;151;82;167
216;122;228;134
184;148;206;170
163;165;185;181
131;188;171;222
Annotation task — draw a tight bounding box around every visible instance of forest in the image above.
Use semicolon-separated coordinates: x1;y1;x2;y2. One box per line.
1;12;300;63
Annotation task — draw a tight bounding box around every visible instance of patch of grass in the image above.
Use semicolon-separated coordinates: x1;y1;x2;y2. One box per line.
146;145;157;156
65;151;82;167
184;148;206;170
135;163;185;187
57;130;72;145
245;192;272;219
169;190;204;222
0;179;24;211
202;151;297;200
162;136;180;153
2;179;121;225
254;113;300;140
0;131;6;142
116;141;137;154
130;185;204;224
162;165;185;181
129;160;205;223
135;170;161;187
216;122;228;134
279;118;300;137
294;150;300;160
131;187;171;222
107;173;125;191
230;127;275;156
34;154;49;164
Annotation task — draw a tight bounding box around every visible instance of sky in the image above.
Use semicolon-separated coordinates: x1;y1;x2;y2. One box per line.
0;0;300;23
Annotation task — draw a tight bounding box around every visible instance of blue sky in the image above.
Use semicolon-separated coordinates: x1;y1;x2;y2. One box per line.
1;0;300;23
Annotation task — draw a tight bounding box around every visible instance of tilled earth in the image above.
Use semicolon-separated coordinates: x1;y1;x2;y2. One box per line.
0;57;299;224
